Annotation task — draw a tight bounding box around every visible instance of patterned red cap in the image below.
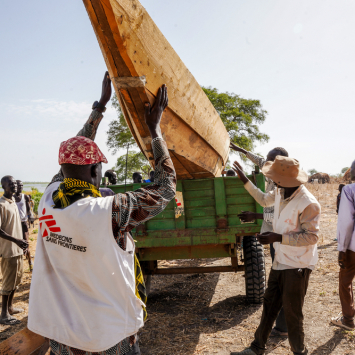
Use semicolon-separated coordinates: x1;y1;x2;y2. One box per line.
58;136;108;165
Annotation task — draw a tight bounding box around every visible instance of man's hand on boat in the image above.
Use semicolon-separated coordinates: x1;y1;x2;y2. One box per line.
232;161;249;184
230;142;247;155
98;71;112;109
144;84;168;139
255;232;282;244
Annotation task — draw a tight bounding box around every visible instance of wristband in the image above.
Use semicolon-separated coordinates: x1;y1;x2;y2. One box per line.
92;101;106;112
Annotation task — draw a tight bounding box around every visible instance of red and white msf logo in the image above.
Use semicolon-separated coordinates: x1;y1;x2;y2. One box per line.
39;208;61;238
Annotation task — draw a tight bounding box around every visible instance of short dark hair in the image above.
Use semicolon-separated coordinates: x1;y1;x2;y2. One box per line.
149;170;154;176
132;172;142;180
104;169;116;179
226;169;236;176
339;183;346;190
273;147;289;157
1;175;13;188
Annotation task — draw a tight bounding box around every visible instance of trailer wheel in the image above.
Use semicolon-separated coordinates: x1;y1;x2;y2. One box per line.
243;235;266;304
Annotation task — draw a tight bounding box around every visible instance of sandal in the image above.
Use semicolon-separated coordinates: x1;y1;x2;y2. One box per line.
331;314;355;330
0;316;21;325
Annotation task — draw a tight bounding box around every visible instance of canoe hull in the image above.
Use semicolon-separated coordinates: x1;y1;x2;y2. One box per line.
83;0;230;178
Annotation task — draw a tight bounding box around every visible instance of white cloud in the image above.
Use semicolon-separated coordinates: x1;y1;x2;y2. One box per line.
0;99;119;181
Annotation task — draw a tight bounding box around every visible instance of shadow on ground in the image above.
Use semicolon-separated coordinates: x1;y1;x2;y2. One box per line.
140;263;261;355
309;328;345;354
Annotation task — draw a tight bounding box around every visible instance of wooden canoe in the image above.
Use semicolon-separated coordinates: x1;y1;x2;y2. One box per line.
0;327;49;355
83;0;230;179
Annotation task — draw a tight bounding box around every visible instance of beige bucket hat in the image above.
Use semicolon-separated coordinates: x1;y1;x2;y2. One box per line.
261;156;308;187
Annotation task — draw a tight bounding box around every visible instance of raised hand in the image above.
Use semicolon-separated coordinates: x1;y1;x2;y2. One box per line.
144;84;168;139
232;161;249;184
99;71;112;107
230;142;246;154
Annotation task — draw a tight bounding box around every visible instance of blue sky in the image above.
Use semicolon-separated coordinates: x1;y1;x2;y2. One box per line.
1;0;355;181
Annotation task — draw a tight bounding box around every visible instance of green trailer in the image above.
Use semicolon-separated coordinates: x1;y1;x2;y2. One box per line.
106;170;266;303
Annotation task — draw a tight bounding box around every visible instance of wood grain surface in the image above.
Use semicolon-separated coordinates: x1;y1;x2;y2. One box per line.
82;0;230;179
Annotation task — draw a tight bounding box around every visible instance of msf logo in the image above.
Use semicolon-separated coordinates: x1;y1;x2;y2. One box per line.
39;208;61;238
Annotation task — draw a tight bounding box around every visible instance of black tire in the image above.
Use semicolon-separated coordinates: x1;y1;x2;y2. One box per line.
243;235;266;304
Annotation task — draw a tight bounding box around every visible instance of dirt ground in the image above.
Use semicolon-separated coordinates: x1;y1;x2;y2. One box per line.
1;183;355;354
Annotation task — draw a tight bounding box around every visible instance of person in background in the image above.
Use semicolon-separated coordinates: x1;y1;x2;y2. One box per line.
14;180;31;270
337;184;346;214
231;157;320;355
230;142;289;337
28;73;176;355
104;169;118;185
331;161;355;331
143;171;154;183
28;195;35;228
226;169;236;177
133;172;143;183
0;176;29;325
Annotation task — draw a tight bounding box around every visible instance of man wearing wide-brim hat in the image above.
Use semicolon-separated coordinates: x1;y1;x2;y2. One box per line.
231;156;321;355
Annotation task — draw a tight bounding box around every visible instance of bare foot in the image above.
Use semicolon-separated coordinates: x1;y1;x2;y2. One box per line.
8;308;24;315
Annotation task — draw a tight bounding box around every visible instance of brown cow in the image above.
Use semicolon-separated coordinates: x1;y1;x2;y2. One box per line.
308;172;330;184
343;168;351;183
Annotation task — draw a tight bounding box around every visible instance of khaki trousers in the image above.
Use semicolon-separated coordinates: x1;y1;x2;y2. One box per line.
1;255;23;295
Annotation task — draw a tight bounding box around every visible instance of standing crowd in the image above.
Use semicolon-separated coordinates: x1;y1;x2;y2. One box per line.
0;72;355;355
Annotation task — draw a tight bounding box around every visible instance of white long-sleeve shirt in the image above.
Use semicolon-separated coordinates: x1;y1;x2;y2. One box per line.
244;181;320;247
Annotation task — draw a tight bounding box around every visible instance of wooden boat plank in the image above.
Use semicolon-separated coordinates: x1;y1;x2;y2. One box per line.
83;0;230;178
0;327;48;355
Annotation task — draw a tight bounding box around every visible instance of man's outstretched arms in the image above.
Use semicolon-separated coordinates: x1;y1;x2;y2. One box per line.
114;85;176;232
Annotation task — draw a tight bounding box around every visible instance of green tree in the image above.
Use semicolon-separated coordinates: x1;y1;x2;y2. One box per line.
114;151;151;183
107;95;137;154
308;169;318;176
107;88;270;179
341;167;349;174
30;187;44;214
107;95;150;182
202;87;269;152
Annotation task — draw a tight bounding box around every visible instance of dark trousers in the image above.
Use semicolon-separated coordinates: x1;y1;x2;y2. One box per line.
270;243;288;332
339;249;355;327
250;268;311;355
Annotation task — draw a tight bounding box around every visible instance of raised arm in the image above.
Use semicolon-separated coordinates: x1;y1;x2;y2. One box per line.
232;161;275;207
76;71;111;140
230;143;266;169
48;72;112;186
113;85;176;232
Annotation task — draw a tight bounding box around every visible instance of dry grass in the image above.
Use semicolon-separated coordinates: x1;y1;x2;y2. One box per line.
1;183;354;355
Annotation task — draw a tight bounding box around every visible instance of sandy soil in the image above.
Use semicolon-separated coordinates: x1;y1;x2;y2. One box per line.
1;183;355;354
